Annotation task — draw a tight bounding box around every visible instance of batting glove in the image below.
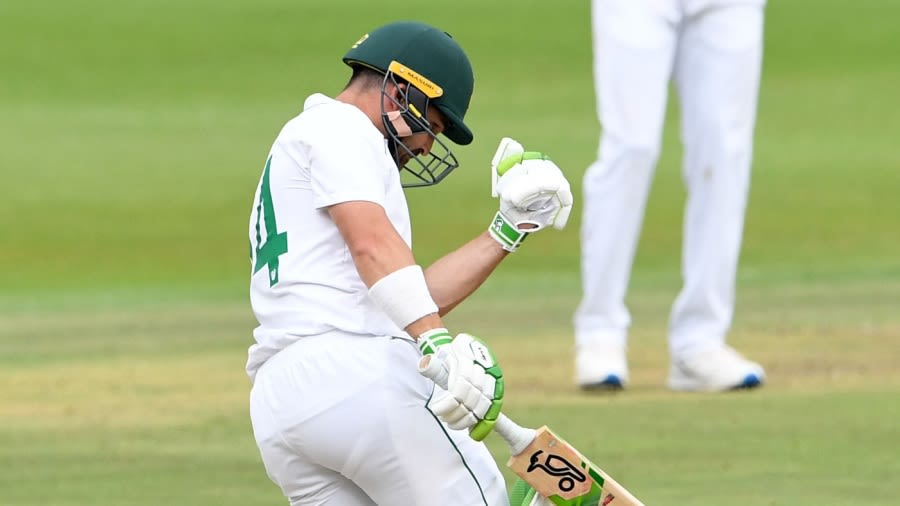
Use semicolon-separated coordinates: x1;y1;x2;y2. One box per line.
488;138;573;252
418;330;504;441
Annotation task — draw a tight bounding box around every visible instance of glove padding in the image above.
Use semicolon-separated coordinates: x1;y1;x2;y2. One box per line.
496;153;573;232
418;333;504;441
487;138;573;252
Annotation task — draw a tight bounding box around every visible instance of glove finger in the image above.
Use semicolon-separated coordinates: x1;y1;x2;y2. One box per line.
448;412;478;431
508;192;554;212
525;195;555;212
497;159;567;197
470;374;498;419
471;395;493;420
557;184;573;206
480;374;497;398
444;353;462;391
440;404;472;426
444;338;473;403
553;202;573;230
451;366;484;409
430;392;458;413
432;395;469;424
462;379;484;411
449;354;475;390
504;179;559;207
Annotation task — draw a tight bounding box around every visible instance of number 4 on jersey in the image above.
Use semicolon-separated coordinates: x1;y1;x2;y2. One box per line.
253;155;288;286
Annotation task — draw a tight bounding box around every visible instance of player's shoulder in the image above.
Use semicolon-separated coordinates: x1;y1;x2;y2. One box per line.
290;93;375;139
301;93;356;119
275;93;385;164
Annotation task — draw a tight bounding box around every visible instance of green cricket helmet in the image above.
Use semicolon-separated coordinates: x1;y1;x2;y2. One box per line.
343;21;475;187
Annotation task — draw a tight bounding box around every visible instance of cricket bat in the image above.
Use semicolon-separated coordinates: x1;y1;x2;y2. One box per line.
419;355;645;506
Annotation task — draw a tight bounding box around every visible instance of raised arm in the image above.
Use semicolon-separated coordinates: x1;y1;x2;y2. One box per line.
426;138;574;316
424;231;508;315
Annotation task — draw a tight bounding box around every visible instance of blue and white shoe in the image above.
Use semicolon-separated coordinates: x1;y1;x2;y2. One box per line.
668;345;765;392
576;344;629;390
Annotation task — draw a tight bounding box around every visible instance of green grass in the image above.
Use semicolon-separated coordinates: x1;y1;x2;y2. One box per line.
2;0;899;504
3;281;899;505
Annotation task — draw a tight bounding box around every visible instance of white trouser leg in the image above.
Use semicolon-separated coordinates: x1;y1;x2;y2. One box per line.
669;4;764;355
575;0;680;348
250;333;508;506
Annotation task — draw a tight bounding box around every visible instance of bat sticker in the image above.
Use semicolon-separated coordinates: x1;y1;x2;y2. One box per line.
526;450;588;492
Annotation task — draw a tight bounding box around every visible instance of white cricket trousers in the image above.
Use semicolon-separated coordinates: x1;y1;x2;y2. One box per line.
249;331;508;506
575;0;765;355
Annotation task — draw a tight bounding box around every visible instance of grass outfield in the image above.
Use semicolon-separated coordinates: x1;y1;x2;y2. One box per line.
1;0;899;505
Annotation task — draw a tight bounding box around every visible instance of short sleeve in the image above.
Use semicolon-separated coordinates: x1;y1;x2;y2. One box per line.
305;108;390;209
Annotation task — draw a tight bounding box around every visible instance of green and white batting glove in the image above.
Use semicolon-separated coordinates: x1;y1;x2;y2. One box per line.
418;327;454;356
488;137;574;252
418;330;504;441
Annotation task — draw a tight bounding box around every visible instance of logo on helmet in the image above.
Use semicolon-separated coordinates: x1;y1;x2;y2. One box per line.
388;61;443;99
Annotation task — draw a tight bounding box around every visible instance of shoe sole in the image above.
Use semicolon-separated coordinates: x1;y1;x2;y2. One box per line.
729;374;763;390
578;374;625;391
668;373;764;392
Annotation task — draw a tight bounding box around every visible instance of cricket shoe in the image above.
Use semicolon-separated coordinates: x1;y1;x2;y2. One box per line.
668;345;765;392
575;344;628;390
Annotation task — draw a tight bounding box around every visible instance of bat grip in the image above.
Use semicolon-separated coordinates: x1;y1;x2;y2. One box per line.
418;354;537;456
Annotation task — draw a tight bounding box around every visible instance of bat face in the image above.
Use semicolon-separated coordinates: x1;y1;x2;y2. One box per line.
526;450;588;493
507;426;644;506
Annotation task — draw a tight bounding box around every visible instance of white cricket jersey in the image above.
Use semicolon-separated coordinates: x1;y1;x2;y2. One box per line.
246;93;411;381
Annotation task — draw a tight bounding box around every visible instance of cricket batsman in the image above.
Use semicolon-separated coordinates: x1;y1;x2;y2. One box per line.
246;20;573;505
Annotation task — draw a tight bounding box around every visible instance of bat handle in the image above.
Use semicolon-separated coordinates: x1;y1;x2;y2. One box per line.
494;415;537;456
419;355;537;456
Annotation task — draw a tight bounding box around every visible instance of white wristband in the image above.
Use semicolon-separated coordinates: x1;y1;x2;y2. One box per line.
368;265;439;330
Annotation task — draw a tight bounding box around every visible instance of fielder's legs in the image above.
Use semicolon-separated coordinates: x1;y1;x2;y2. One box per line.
575;0;680;388
667;3;766;390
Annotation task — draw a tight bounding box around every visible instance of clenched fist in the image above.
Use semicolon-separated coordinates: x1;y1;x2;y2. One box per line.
488;138;573;251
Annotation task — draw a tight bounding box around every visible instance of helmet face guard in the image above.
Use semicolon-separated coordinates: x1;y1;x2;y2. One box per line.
380;61;459;188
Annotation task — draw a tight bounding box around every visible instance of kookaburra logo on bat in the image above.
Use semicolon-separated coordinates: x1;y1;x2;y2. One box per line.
526;450;587;492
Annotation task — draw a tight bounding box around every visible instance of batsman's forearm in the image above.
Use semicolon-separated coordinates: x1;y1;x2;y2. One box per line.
424;232;508;315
